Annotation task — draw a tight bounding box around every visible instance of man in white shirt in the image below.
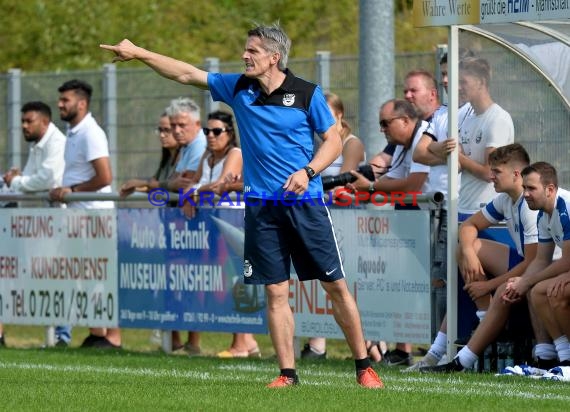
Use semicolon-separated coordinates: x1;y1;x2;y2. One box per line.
3;101;66;196
457;57;514;216
49;79;119;349
2;101;66;346
350;98;430;198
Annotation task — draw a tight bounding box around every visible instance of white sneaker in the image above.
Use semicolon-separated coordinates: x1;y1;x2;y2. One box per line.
149;329;162;345
402;353;439;372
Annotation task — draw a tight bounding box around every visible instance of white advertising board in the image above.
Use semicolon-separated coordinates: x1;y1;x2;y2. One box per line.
0;209;118;327
291;209;432;344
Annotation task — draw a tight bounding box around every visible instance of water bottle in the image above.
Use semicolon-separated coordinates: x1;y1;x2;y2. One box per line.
483;345;493;372
505;342;515;368
497;342;506;372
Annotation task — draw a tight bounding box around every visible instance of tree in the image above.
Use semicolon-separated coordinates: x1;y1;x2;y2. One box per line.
0;0;444;72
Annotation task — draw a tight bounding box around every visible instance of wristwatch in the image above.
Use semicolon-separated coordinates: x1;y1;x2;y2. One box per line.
303;165;317;180
368;181;375;193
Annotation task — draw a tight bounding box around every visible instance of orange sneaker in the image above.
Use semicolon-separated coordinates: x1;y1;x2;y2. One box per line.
357;367;384;389
266;375;299;388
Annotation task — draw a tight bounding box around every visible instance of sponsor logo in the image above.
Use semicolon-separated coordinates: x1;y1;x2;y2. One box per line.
243;260;253;277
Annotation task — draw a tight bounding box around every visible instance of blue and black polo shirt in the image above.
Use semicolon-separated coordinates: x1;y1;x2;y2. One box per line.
208;69;335;199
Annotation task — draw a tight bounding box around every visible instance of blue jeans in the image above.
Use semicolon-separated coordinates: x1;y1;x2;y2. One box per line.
55;326;72;343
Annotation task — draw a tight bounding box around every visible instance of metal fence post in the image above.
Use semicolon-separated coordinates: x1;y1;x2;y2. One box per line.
436;44;448;105
359;0;394;159
7;68;22;170
203;58;219;117
316;51;331;93
103;64;118;190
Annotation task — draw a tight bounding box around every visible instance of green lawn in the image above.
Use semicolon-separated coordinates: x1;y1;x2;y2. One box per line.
1;326;568;411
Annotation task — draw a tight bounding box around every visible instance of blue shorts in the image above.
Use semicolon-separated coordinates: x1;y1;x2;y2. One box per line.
243;201;345;285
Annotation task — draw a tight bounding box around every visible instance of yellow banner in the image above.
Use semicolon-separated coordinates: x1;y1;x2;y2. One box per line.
414;0;480;26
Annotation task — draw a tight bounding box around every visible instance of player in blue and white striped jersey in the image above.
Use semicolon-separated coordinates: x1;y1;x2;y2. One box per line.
415;144;539;372
512;162;570;369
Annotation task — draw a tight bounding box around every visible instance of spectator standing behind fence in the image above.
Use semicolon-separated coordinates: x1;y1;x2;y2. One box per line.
119;112;180;347
158;97;206;355
2;101;67;346
120;112;180;197
350;97;450;366
348;99;431;206
374;69;451;367
302;92;365;360
423;57;514;340
182;110;260;358
101;22;384;389
49;79;120;349
456;57;514;217
163;97;207;193
422;161;570;372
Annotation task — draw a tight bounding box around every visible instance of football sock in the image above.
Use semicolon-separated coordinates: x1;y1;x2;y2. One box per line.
355;357;371;372
554;335;570;362
427;331;447;360
457;346;478;369
534;343;557;360
280;369;297;379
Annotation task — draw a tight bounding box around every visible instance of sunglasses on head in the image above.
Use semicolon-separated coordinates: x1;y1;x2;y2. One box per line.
203;127;229;137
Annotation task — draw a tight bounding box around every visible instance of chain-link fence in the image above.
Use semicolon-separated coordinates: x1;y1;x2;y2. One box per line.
1;45;568;191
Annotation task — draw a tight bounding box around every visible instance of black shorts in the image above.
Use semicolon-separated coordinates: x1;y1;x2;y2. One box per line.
243;201;345;285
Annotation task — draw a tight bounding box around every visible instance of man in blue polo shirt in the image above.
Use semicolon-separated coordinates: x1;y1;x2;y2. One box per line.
101;23;383;389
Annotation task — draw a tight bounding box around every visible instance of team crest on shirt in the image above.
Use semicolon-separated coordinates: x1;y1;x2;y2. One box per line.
283;93;295;106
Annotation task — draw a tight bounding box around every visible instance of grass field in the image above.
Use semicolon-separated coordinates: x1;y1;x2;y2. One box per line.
1;326;569;411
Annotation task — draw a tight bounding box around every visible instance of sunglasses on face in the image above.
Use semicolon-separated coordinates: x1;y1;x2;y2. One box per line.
203;127;229;137
379;116;405;129
155;127;172;135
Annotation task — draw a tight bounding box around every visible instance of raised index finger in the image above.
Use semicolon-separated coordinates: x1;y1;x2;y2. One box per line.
99;44;117;51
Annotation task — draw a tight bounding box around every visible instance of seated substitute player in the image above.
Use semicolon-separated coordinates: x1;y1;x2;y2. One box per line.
422;161;570;372
416;145;541;372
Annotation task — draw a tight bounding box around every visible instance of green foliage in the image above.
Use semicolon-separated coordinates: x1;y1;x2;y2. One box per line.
0;0;445;72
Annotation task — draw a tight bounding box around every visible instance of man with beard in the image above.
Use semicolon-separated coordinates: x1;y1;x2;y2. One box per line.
49;79;119;349
2;101;66;346
4;101;66;196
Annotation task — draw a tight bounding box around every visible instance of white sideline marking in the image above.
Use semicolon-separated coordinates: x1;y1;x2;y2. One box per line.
2;361;570;401
0;361;212;380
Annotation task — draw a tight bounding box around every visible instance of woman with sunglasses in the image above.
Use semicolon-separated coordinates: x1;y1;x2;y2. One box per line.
184;111;260;358
190;111;242;196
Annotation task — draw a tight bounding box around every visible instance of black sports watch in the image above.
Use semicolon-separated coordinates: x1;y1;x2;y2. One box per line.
303;165;317;180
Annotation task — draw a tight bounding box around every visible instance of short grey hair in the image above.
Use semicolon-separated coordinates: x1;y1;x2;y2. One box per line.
248;23;291;71
165;97;201;121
